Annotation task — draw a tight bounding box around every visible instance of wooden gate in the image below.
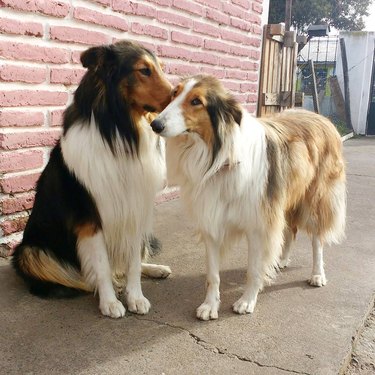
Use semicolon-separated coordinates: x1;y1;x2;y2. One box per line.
257;24;299;117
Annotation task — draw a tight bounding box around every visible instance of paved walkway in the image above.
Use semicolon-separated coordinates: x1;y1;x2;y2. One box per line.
1;137;374;375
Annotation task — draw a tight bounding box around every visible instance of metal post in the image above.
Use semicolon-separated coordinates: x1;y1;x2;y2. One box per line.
339;38;353;130
285;0;292;31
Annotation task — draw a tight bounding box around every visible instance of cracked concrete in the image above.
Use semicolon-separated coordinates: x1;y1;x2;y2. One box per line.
1;137;374;374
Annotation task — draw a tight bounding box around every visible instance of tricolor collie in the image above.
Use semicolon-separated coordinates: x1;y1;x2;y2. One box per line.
151;75;346;320
12;40;173;318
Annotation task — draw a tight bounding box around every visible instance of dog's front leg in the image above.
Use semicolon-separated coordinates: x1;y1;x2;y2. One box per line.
125;242;151;315
78;231;125;318
196;235;221;320
233;232;264;314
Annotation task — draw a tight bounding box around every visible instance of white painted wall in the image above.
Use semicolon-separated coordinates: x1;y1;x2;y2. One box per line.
336;31;375;134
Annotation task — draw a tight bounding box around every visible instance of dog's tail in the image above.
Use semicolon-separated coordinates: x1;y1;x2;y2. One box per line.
142;234;162;260
12;245;92;298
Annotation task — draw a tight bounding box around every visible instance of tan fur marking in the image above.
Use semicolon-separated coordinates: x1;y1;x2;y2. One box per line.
19;247;91;292
74;223;99;239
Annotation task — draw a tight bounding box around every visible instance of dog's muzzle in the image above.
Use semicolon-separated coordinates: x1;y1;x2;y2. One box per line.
150;119;165;134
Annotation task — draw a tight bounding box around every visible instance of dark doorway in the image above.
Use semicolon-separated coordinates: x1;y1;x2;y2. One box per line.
367;47;375;135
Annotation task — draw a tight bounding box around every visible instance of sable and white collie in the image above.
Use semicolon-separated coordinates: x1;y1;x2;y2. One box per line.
12;40;173;318
151;75;346;320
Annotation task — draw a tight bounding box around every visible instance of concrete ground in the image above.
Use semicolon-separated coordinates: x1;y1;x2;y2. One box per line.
1;137;374;375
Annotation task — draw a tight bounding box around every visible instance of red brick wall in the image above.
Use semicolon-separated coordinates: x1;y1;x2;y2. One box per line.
0;0;266;255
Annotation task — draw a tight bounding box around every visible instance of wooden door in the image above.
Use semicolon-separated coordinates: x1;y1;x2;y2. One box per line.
257;24;298;117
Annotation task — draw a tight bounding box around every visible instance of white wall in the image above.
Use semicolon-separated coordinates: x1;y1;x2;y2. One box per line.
336;31;375;134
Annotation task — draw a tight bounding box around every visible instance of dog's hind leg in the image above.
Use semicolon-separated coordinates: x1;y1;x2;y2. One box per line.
309;235;327;287
78;231;126;318
233;232;265;315
196;235;221;320
140;236;172;279
279;227;294;269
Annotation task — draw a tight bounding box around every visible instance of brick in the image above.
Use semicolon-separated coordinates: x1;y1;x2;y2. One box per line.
252;24;262;35
206;9;230;25
191;51;219;65
0;90;68;107
0;150;44;173
240;82;258;93
223;81;241;92
230;45;253;57
50;109;65;127
247;72;258;82
74;7;128;32
1;0;70;18
0;172;40;194
0;111;44;127
247;93;258;103
0;41;70;64
0;215;28;236
232;0;251;9
166;63;200;76
247;13;262;25
112;1;156;18
225;70;248;80
230;17;252;31
0;129;61;150
131;23;168;40
219;56;242;68
71;50;85;64
50;68;85;85
241;61;258;71
222;2;244;18
204;40;231;54
200;66;225;79
243;37;261;47
193;21;220;38
0;17;43;37
147;0;172;5
0;65;46;84
157;10;193;28
157;45;192;61
194;0;221;10
0;192;36;215
50;26;110;45
252;2;263;14
220;29;248;44
171;31;203;47
172;0;205;16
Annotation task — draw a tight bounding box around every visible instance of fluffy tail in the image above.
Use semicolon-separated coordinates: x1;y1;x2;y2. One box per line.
13;245;92;298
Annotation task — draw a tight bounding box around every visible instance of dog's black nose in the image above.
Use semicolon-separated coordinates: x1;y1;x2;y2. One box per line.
151;119;165;134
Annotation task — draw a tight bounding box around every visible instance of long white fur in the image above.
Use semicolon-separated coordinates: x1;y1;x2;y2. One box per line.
61;114;166;317
163;103;276;319
159;78;345;320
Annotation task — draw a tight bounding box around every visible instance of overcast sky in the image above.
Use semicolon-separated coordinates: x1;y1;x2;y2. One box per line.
364;1;375;31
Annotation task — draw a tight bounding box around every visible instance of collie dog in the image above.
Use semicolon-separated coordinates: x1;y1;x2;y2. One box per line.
151;75;346;320
12;40;173;318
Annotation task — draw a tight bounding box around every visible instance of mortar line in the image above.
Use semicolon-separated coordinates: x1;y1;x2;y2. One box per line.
133;316;311;375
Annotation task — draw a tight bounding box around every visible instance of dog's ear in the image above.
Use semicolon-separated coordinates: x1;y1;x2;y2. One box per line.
207;92;242;127
80;46;116;72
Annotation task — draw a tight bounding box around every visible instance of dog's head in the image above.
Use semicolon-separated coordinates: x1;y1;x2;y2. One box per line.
80;40;172;114
150;75;242;159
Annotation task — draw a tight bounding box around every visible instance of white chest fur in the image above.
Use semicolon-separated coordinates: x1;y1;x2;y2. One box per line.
61;116;165;261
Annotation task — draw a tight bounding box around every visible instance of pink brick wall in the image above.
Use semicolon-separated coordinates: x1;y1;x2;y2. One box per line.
0;0;266;255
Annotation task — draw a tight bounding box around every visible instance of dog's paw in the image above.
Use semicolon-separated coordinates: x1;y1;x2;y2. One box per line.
278;257;290;269
100;299;126;318
309;274;327;287
196;302;219;321
232;297;256;315
142;264;172;279
126;294;151;315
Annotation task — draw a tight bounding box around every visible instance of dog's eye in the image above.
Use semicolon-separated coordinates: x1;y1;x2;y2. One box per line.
191;98;202;106
139;68;151;76
172;88;178;98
